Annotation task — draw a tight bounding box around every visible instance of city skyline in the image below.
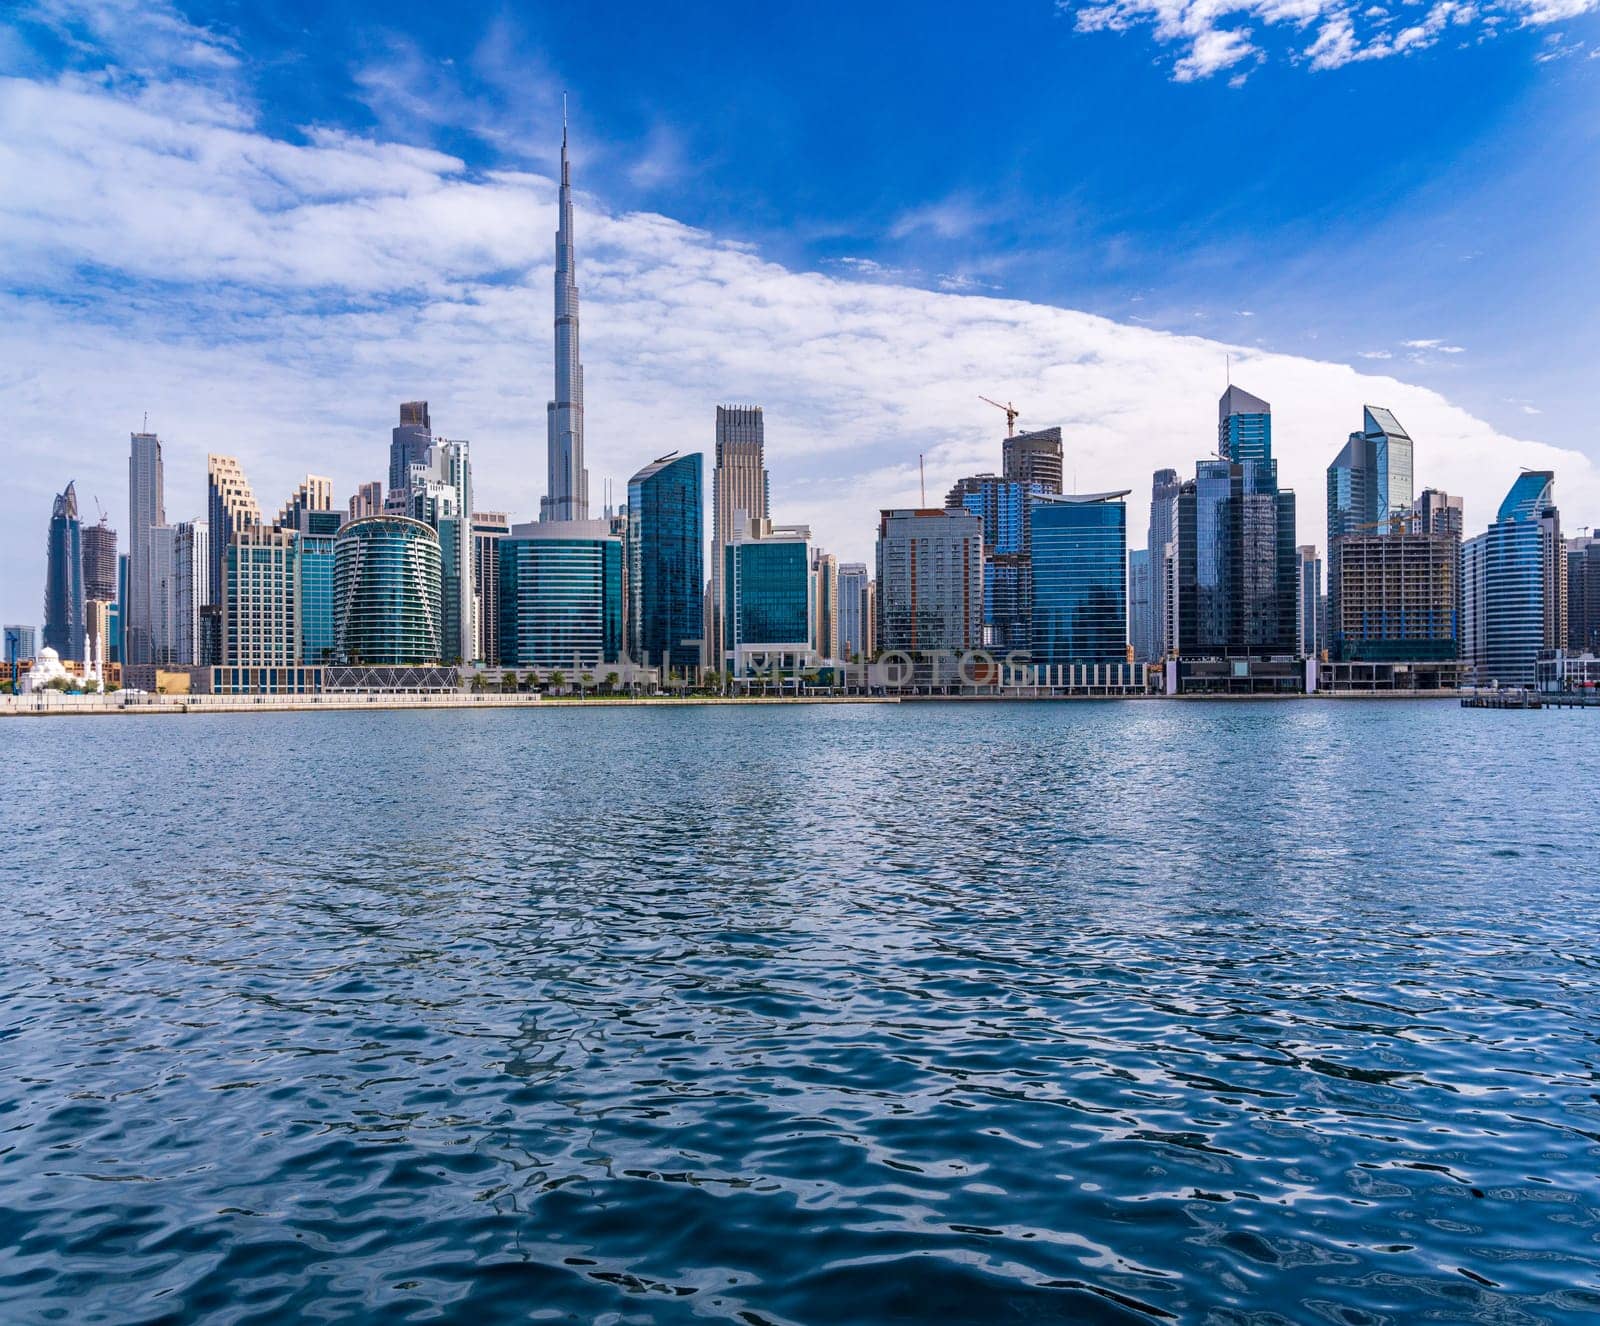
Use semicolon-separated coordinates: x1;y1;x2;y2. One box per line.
3;2;1599;629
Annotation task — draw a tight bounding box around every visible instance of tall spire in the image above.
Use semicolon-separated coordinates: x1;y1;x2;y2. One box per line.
541;94;588;521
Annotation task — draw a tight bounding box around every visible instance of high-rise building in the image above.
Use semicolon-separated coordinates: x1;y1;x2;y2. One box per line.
1030;491;1129;667
472;512;511;666
4;625;37;670
837;562;872;661
1297;545;1321;659
277;476;334;531
1327;406;1416;645
335;515;444;665
389;402;432;499
1148;468;1180;660
1463;471;1565;687
1409;488;1463;538
499;520;622;670
112;553;127;663
1003;426;1064;494
1128;548;1155;662
126;431;165;666
945;474;1045;651
206;455;260;666
172;520;208;665
875;508;984;655
626;451;704;672
1333;532;1458;662
541;113;589;523
407;439;476;663
348;480;384;524
82;518;117;603
43;481;85;661
223;525;301;668
1567;536;1600;655
710;405;769;664
723;517;812;678
287;509;339;665
811;549;840;663
147;525;179;665
1170;388;1297;658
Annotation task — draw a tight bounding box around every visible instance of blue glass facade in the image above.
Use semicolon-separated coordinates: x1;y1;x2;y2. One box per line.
298;522;337;665
948;475;1046;650
724;539;809;649
1030;495;1128;666
1466;471;1561;687
43;482;85;661
499;534;623;669
627;452;704;671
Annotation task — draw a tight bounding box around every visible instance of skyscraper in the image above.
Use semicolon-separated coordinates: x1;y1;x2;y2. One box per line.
1128;548;1154;662
723;518;812;679
173;520;208;665
206;455;260;665
335;515;444;665
1334;531;1457;662
499;521;622;670
875;508;984;655
710;405;768;664
43;481;85;661
1409;488;1463;538
473;512;511;666
1030;491;1130;667
1297;545;1321;659
1170;388;1297;660
126;431;165;666
348;480;384;524
1463;471;1565;686
626;451;704;672
541;109;589;523
408;440;477;663
277;476;334;530
811;549;840;663
1148;468;1180;660
82;518;117;603
222;526;300;669
945;474;1045;650
837;562;872;661
389;402;432;499
1003;427;1064;494
1567;536;1600;655
1326;406;1416;647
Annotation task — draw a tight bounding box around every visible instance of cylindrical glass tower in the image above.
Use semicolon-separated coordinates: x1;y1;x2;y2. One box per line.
334;515;443;665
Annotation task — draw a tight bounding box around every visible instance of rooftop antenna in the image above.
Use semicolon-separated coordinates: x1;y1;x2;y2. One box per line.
1226;353;1231;386
142;410;148;431
919;453;926;507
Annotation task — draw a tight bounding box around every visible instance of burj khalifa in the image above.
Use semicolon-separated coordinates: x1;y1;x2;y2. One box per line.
540;102;589;522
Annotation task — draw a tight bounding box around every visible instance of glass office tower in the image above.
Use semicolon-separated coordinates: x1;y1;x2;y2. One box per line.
334;515;444;665
626;451;704;672
1030;492;1129;667
723;519;811;677
498;521;622;670
1463;471;1564;686
43;481;85;661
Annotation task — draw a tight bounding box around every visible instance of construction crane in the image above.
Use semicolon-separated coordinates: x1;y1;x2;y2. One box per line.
92;495;108;525
979;395;1021;436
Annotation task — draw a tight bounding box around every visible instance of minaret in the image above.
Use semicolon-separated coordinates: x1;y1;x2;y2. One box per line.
541;96;589;522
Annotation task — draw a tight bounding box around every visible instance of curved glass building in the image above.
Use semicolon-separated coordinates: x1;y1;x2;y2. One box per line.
333;515;443;664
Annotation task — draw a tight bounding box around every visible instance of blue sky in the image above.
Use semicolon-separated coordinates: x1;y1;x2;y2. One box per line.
3;0;1599;627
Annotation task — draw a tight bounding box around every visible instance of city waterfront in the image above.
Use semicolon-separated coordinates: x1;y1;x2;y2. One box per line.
3;702;1598;1324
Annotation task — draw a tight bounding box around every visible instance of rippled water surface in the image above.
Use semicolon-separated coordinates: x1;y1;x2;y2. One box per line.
3;700;1600;1324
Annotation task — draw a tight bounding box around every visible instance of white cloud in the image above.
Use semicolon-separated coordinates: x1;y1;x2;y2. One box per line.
2;65;1597;625
1060;0;1597;78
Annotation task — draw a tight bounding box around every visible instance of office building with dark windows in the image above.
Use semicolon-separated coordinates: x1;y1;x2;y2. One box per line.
1030;491;1129;667
837;562;872;661
626;451;704;673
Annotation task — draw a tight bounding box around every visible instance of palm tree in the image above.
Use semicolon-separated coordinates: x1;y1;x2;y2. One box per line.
604;671;620;695
549;669;566;695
